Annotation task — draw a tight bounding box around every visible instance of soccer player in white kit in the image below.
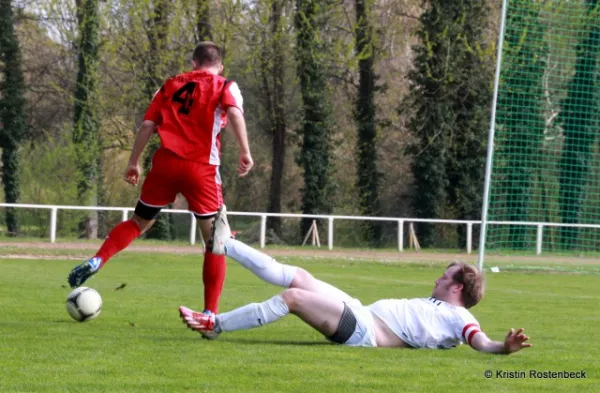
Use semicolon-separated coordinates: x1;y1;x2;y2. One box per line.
180;207;532;354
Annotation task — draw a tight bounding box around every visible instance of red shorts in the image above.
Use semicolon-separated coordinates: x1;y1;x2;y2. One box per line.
139;148;223;217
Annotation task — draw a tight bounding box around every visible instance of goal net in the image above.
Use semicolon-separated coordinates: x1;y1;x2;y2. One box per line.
479;0;600;266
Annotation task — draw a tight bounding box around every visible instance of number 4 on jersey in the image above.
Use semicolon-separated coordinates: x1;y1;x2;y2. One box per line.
172;82;196;114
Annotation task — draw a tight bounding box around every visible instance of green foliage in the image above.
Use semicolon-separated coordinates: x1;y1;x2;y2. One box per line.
73;0;100;205
196;0;212;41
493;1;547;250
558;0;600;249
142;0;173;241
295;0;334;236
486;0;600;254
407;1;493;248
19;136;80;204
0;0;27;234
13;0;509;250
355;0;382;246
260;0;291;236
18;134;80;237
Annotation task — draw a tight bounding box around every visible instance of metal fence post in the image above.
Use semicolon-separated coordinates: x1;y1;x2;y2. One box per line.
189;214;197;245
50;207;58;243
467;223;473;254
121;209;129;222
536;224;543;255
260;215;267;249
398;219;404;252
328;217;334;250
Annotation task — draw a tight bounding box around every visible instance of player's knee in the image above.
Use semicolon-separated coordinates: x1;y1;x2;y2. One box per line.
280;288;306;311
196;217;215;242
134;200;162;221
131;214;154;233
289;268;317;291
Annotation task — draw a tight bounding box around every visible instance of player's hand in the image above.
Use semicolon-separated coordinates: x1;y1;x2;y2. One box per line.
238;152;254;177
124;163;141;185
504;328;532;354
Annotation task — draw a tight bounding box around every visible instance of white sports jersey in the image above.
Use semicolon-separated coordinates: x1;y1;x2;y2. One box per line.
367;297;481;349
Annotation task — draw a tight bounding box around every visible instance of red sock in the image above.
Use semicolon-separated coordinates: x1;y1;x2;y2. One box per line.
203;251;227;313
95;220;141;266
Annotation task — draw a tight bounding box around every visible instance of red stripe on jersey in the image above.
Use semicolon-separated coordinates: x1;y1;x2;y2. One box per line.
462;323;479;338
467;329;481;346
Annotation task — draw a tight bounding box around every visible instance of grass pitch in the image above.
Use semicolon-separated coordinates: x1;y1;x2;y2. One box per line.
1;252;599;392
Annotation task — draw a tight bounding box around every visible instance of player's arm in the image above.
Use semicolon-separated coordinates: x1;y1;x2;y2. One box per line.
469;327;532;355
223;82;253;176
227;107;253;175
124;120;156;185
128;120;156;166
124;85;164;185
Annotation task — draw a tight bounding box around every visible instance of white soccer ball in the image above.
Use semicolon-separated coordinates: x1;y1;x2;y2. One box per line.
66;287;102;322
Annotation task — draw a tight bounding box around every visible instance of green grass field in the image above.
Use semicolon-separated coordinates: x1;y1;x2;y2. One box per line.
1;252;599;392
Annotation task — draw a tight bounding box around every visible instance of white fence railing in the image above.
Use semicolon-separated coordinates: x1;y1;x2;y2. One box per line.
2;202;600;255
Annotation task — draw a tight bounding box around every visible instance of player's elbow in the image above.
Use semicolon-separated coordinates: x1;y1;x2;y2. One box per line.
226;106;244;120
141;120;156;129
468;332;488;351
140;120;156;134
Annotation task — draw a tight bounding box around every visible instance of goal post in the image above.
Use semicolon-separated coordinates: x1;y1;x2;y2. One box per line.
478;0;600;269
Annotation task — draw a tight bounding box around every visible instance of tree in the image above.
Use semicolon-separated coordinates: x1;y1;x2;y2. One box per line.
261;0;289;236
142;0;174;240
295;0;334;237
354;0;381;245
196;0;212;42
0;0;27;235
558;0;600;249
444;2;493;249
495;1;547;250
407;1;493;248
73;0;100;238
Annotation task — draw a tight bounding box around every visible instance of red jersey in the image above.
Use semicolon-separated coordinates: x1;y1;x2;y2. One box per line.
143;70;244;165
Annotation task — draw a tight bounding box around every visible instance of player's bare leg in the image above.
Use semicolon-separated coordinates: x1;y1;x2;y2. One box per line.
281;288;345;337
179;207;357;337
197;215;214;244
68;213;154;288
181;288;345;339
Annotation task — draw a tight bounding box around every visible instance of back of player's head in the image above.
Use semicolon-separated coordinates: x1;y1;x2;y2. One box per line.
447;261;484;309
193;41;222;67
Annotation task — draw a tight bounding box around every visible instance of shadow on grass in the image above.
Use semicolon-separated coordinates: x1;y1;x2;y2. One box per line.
132;333;333;346
220;337;334;346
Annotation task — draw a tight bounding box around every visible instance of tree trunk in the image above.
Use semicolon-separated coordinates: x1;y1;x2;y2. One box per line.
196;0;212;42
407;0;496;248
143;0;174;240
263;0;287;237
355;0;381;246
295;0;333;238
0;0;27;236
73;0;100;239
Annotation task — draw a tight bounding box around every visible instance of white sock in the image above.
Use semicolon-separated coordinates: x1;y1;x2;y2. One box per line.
215;294;289;333
225;238;296;288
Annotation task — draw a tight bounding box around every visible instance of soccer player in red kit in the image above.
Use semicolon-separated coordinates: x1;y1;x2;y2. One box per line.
67;42;253;321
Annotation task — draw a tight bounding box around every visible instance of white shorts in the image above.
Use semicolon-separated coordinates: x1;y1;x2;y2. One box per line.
341;299;378;347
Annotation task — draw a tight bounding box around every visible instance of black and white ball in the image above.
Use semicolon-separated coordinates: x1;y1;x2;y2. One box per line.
66;287;102;322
